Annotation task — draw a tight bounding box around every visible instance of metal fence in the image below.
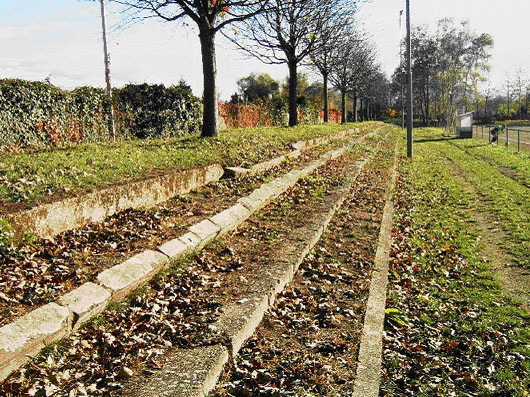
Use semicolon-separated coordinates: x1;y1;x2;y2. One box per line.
472;125;530;152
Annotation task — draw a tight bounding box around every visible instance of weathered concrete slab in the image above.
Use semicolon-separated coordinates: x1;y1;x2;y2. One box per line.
265;179;288;196
258;261;295;306
237;184;275;211
277;171;300;188
285;149;302;159
330;146;347;159
210;203;250;234
124;344;229;397
0;303;71;381
6;164;224;239
97;250;168;301
58;282;111;328
179;232;202;251
353;146;397;397
189;219;221;247
299;159;322;178
215;295;269;356
158;238;189;260
250;155;285;172
291;140;306;150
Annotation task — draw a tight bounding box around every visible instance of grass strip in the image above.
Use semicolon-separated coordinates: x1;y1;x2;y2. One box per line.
0;122;375;210
450;136;530;188
432;138;530;269
381;130;530;396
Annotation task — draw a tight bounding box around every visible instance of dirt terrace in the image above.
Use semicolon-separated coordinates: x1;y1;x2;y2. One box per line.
213;132;397;396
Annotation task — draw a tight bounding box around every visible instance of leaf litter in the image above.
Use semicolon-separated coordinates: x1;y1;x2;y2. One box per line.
0;134;384;396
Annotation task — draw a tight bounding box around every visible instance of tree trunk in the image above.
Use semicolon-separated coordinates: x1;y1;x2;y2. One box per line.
288;61;298;127
323;72;329;123
199;28;219;137
425;74;431;127
359;99;363;122
351;95;355;122
353;93;358;122
340;90;346;124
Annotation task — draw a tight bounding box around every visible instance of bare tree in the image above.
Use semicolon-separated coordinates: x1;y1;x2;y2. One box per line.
309;1;355;122
227;0;336;126
329;30;376;123
113;0;269;137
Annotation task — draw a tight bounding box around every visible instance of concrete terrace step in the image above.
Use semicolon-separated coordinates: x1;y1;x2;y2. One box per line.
0;129;373;383
5;128;360;240
123;154;375;397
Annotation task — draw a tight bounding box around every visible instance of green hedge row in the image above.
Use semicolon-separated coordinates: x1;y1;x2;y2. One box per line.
0;79;202;152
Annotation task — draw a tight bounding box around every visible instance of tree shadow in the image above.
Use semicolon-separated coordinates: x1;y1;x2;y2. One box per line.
462;143;492;149
414;137;460;143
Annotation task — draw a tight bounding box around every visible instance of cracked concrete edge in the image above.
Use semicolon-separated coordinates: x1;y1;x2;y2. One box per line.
7;164;225;240
352;143;399;397
0;129;375;383
124;344;229;397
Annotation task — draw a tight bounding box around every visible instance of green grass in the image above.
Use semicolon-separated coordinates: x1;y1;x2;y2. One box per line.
424;135;530;269
0;122;379;209
450;136;530;187
381;128;530;396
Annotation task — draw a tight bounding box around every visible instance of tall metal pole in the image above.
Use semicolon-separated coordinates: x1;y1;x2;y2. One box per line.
100;0;115;140
399;10;405;130
401;79;405;129
406;0;413;158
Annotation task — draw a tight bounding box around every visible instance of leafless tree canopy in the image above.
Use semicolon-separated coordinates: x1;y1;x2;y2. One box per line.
112;0;270;137
113;0;269;31
229;0;343;65
225;0;350;126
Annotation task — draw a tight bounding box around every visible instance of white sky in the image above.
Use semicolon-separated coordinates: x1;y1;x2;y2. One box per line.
0;0;528;100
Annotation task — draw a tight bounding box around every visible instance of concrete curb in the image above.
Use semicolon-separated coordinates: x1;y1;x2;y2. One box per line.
123;137;378;397
6;164;225;240
124;344;230;397
0;128;374;383
352;144;399;397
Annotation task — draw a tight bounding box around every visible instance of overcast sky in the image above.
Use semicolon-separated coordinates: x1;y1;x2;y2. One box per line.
0;0;528;100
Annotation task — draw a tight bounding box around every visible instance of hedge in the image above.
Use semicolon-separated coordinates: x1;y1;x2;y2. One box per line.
0;79;202;152
219;97;324;129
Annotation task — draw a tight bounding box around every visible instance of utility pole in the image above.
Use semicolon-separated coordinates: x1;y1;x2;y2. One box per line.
406;0;413;158
100;0;115;140
401;75;405;129
399;10;405;129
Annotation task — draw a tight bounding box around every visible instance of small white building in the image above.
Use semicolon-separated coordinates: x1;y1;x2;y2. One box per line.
456;112;473;138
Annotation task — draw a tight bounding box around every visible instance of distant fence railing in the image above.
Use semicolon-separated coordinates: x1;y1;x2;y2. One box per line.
472;125;530;153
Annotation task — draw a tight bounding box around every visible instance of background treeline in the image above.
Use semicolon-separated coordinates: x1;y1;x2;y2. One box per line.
220;72;343;128
0;79;202;152
390;18;494;127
